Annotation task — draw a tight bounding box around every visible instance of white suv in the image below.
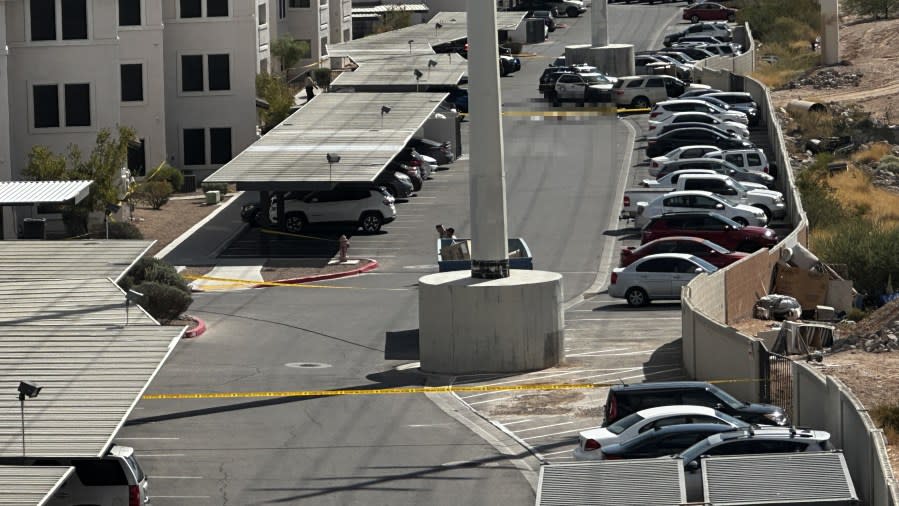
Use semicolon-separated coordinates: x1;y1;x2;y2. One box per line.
705;148;771;174
270;187;397;234
612;75;709;109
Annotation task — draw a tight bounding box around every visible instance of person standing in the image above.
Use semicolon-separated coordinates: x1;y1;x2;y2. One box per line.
304;73;316;101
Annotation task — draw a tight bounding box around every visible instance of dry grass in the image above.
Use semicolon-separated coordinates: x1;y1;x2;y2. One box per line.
829;167;899;228
871;404;899;443
751;42;820;89
853;142;894;164
792;110;837;139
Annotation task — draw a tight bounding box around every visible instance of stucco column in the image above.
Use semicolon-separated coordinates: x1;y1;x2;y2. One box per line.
466;0;509;279
820;0;840;65
592;0;609;47
0;1;14;239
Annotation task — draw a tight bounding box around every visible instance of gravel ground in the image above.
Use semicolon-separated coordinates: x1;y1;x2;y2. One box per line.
132;192;234;257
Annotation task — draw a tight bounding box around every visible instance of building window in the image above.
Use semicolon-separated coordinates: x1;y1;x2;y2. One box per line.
207;0;228;16
258;3;266;24
319;0;326;5
320;36;328;55
30;0;56;41
64;84;90;126
33;85;60;128
207;54;230;91
61;0;88;40
180;0;201;17
210;128;232;164
119;0;141;26
121;63;143;102
183;129;206;165
181;55;204;92
278;0;286;18
289;0;309;7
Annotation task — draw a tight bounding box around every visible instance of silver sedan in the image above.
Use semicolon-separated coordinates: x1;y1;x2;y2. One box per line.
608;253;718;307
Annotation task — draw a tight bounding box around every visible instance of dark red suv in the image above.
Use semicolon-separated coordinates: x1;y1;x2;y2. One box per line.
620;236;748;268
641;212;778;252
683;3;737;23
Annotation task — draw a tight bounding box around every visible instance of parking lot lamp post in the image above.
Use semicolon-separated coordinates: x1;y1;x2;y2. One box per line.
413;69;423;92
18;381;42;461
380;105;391;129
326;153;340;183
428;59;437;81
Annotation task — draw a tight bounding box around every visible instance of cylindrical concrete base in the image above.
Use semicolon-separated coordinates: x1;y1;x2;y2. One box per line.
565;44;593;67
418;270;564;375
590;44;635;78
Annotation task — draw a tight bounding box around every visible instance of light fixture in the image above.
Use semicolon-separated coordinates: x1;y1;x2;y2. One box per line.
413;69;424;92
408;39;414;54
380;105;391;129
124;289;143;326
326;153;341;182
428;59;438;68
18;381;42;460
104;203;121;240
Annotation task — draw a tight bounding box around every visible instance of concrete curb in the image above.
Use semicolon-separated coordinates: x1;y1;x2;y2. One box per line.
254;258;379;287
183;315;207;338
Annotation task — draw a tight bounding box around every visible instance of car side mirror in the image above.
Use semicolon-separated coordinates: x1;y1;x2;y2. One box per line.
695;267;704;274
715;203;724;210
715;402;725;410
686;460;700;472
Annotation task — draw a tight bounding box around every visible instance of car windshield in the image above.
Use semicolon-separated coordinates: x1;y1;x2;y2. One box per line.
714;213;743;229
708;384;746;408
584;75;610;84
691;257;719;273
704;240;730;254
702;97;731;110
607;412;645;435
716;411;751;429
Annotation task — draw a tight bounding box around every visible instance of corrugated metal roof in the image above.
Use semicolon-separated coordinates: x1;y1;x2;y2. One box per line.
0;181;92;205
329;11;526;56
331;53;467;88
0;240;154;282
537;460;686;506
0;466;73;506
203;92;447;189
0;321;183;458
352;3;429;15
703;452;858;505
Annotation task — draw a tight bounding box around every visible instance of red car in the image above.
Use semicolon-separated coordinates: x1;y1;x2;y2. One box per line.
683;3;737;23
641;212;778;252
620;236;748;268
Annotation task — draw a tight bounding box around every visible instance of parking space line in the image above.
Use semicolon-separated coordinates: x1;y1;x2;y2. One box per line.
541;449;576;457
468;396;514;405
564;347;630;357
522;430;581;441
116;437;180;440
497;419;533;426
514;421;576;433
136;453;186;457
151;476;204;479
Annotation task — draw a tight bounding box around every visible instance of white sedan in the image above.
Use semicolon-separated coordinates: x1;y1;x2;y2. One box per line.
635;190;767;228
649;111;750;139
649;145;722;176
574;405;752;460
608;253;717;307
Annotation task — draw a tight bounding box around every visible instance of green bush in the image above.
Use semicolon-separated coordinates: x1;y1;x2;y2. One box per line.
201;182;230;195
121;257;190;293
148;164;185;192
877;155;899;174
90;221;144;239
312;68;332;91
812;217;899;298
131;281;193;323
734;0;820;43
136;180;173;210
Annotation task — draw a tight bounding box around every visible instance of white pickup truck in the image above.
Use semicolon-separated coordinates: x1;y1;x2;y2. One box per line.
621;173;786;221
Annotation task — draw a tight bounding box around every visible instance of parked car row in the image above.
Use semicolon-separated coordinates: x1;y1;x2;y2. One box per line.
240;137;457;234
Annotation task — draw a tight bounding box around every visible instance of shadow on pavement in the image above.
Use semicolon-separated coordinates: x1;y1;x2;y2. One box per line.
641;339;686;382
384;329;420;361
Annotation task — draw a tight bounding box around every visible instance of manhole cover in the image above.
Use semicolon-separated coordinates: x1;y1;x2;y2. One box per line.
285;362;332;369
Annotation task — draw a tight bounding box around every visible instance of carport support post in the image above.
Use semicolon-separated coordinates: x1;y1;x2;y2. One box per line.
592;0;609;47
467;0;509;279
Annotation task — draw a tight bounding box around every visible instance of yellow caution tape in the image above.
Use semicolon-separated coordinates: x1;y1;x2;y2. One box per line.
260;228;340;242
181;274;356;289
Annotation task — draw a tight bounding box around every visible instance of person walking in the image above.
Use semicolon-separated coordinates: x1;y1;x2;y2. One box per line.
304;73;317;101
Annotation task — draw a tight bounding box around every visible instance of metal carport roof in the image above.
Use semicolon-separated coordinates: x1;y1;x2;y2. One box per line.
330;53;467;90
0;181;92;206
203;92;448;190
0;240;154;282
0;278;184;458
702;452;858;505
0;466;73;505
536;459;686;506
328;11;527;56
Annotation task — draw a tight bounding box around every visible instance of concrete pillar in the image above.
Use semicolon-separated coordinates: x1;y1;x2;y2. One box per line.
0;2;14;239
565;44;593;67
592;0;609;47
589;45;635;77
466;0;509;279
820;0;840;65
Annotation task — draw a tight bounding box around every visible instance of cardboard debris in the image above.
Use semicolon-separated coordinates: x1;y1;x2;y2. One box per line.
440;240;470;261
773;264;829;310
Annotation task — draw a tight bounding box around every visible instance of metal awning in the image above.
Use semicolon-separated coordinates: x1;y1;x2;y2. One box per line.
0;240;154;282
537;460;686;505
703;452;859;505
0;466;73;505
331;53;467;90
352;4;430;15
0;277;184;459
329;11;527;56
0;180;92;206
203;92;448;190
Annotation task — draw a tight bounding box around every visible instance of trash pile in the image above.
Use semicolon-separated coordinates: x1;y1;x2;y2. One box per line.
831;327;899;353
788;69;864;90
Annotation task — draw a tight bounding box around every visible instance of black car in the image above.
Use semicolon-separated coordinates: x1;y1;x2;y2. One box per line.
538;66;576;94
646;128;754;157
530;9;556;32
603;381;790;427
408;137;455;165
598;423;739;460
692;95;760;126
653;121;742;140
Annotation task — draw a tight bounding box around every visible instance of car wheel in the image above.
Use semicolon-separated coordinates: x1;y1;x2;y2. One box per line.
359;212;383;233
284;212;306;234
632;96;651;109
625;287;650;307
727;13;736;22
566;6;579;17
691;15;700;23
733;217;749;226
754;205;773;222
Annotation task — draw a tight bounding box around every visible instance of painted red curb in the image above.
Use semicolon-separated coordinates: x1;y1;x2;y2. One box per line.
255;258;379;287
183;315;207;338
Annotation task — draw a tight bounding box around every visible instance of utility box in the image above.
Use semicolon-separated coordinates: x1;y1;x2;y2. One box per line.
22;218;46;240
205;190;221;205
526;18;546;43
180;174;197;193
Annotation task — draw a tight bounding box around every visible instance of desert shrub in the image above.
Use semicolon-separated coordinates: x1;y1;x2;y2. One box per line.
734;0;820;43
201;182;230;195
871;403;899;442
131;281;192;323
120;257;190;293
843;307;870;322
312;68;332;91
136;181;173;210
147;164;185;192
812;218;899;299
90;221;143;239
793;110;837;139
877;155;899;174
852;143;893;164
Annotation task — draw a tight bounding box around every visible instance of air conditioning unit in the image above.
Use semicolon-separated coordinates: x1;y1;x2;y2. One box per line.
774;321;834;355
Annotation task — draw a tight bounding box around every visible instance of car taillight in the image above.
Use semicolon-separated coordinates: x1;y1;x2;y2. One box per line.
651;160;659;168
129;485;140;506
610;272;618;285
607;394;618;421
763;165;769;174
649;111;662;118
584;439;602;451
614;90;623;95
648;125;656;130
623;196;630;207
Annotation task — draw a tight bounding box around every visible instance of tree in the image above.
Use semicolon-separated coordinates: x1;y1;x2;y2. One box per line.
271;36;311;77
373;10;413;34
24;126;135;236
256;72;296;133
843;0;899;18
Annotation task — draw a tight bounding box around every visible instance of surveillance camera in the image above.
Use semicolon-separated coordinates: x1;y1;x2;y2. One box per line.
18;381;42;399
125;289;144;305
326;153;341;164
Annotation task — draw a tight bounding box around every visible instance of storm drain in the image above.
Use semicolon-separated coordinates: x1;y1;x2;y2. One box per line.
285;362;332;369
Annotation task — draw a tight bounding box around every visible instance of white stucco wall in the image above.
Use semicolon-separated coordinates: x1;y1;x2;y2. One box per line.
0;1;12;183
287;0;329;68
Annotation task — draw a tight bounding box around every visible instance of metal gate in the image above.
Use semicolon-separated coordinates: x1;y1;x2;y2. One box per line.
759;347;794;417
